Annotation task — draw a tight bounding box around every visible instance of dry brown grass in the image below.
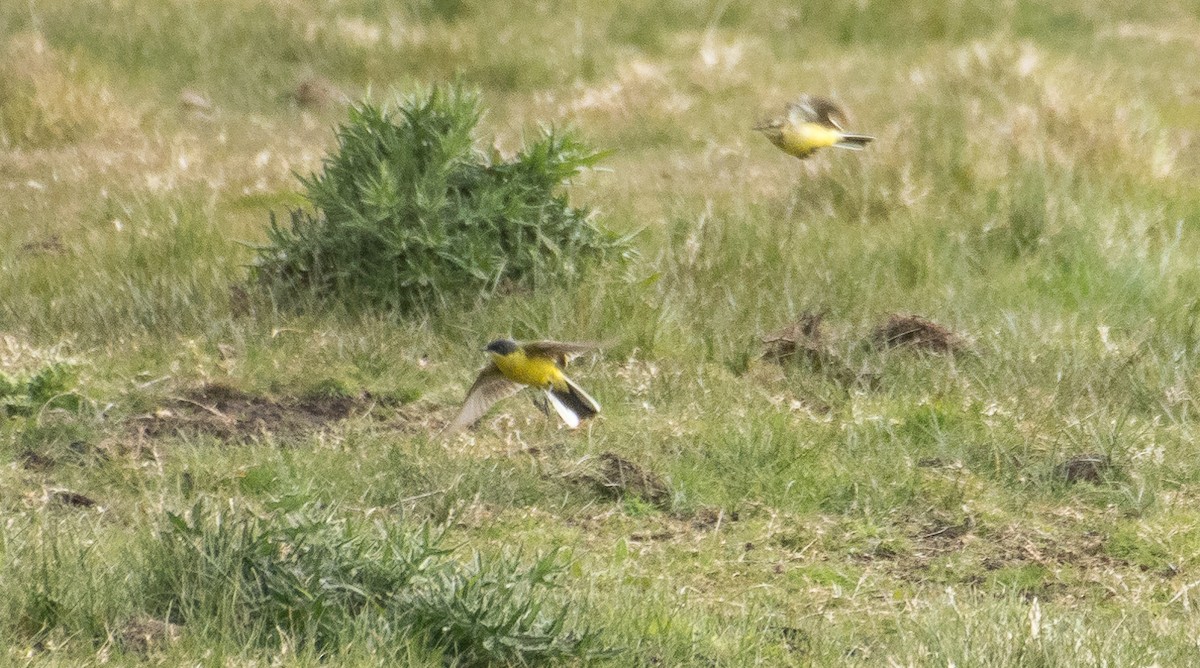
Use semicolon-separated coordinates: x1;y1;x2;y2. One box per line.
0;32;139;148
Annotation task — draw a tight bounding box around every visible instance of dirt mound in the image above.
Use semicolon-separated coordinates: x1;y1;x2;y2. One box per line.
291;76;344;108
762;312;826;364
49;489;98;508
684;505;738;531
20;441;110;471
134;383;371;442
571;452;670;508
20;449;55;471
119;617;182;654
19;234;66;256
761;313;875;388
872;314;963;352
1056;454;1113;484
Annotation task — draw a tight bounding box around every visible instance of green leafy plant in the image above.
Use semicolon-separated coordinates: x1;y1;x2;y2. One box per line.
403;550;610;665
144;502;608;663
254;85;624;311
0;362;80;417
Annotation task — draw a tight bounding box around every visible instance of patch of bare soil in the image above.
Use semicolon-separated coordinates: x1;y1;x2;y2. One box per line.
681;505;738;531
19;234;66;256
872;313;964;353
569;452;671;508
227;284;252;318
979;526;1114;572
291;76;344;108
118;618;182;654
762;312;827;364
388;400;451;435
49;489;98;508
19;449;55;471
761;313;874;388
874;514;1135;598
132;383;374;442
629;529;676;542
20;440;111;471
510;443;569;458
1056;454;1113;483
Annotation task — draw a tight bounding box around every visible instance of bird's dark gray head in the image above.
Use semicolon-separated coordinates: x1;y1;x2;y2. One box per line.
485;339;519;355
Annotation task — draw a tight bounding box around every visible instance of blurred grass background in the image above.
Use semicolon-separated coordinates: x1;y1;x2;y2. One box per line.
3;0;1200;664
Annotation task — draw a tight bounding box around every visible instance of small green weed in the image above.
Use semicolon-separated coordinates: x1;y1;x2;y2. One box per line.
0;362;80;417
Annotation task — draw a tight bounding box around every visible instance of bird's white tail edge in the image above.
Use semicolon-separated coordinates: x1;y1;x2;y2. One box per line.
545;376;601;429
545;391;581;428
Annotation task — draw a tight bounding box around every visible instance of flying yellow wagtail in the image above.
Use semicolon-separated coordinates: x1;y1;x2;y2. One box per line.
753;95;874;160
447;339;601;432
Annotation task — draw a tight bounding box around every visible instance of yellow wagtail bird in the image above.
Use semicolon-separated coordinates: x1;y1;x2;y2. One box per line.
447;339;601;432
753;95;874;160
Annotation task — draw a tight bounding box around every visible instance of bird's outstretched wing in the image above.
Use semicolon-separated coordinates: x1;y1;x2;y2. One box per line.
522;340;599;367
446;363;522;433
786;97;818;124
752;115;784;132
788;95;848;131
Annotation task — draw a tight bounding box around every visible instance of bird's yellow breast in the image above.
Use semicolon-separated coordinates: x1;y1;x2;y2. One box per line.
492;350;565;390
777;122;843;157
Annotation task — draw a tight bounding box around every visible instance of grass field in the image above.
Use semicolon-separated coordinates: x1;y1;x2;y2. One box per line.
4;0;1200;664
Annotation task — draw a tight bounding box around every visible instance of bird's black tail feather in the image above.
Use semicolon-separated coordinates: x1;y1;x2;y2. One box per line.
835;134;874;150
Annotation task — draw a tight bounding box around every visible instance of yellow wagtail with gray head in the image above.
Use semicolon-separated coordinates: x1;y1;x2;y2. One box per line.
447;339;601;433
754;95;874;160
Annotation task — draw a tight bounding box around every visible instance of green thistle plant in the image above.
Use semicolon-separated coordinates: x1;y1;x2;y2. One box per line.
255;85;624;312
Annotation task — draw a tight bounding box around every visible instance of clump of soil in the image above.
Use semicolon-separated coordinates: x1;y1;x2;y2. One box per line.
134;383;371;442
119;618;182;654
19;234;66;256
571;452;670;508
228;284;252;318
918;515;973;541
761;313;875;388
291;76;343;108
21;441;110;471
762;312;826;364
683;506;738;531
20;449;55;471
1056;454;1113;484
49;489;97;508
872;314;963;353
